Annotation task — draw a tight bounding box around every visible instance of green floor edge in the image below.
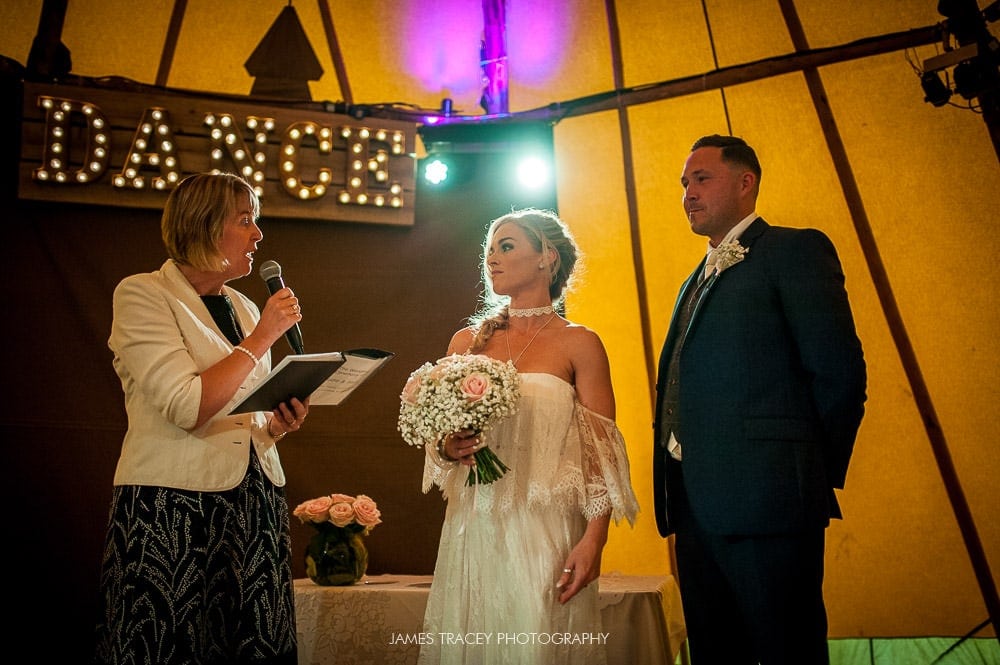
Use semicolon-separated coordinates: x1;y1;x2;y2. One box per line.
670;637;999;664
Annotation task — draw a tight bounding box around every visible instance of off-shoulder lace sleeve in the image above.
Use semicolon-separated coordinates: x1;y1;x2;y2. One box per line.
422;441;458;495
575;403;640;525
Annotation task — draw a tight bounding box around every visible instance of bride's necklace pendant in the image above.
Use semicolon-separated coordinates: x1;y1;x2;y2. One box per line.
506;313;557;367
509;304;555;317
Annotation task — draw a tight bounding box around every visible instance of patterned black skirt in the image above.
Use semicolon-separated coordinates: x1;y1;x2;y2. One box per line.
94;447;296;665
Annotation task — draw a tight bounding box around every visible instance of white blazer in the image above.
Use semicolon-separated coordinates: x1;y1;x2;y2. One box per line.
108;259;285;490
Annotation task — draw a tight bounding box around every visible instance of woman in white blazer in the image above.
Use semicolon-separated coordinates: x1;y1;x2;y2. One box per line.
95;173;308;665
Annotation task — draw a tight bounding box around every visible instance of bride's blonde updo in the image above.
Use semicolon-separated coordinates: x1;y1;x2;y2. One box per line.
467;208;580;353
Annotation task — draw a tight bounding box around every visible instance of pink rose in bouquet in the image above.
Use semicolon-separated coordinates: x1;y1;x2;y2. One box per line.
459;372;491;402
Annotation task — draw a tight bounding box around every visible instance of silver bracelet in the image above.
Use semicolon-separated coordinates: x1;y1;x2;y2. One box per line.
436;437;456;462
233;345;260;364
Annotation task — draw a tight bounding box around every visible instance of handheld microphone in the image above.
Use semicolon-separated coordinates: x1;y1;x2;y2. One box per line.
258;260;305;355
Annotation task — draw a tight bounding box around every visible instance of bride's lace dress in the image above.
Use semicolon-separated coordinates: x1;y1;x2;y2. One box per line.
418;373;639;665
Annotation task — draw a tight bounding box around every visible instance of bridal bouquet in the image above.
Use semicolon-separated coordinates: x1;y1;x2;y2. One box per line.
398;354;520;485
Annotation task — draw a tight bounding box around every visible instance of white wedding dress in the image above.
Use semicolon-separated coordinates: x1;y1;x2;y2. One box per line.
418;373;639;665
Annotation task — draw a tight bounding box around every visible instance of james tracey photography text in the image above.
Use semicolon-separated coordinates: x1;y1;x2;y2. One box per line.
389;632;611;646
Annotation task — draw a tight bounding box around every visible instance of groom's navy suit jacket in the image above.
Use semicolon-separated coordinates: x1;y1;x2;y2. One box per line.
653;217;867;537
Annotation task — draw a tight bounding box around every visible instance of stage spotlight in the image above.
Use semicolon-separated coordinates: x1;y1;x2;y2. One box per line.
937;0;983;44
423;157;450;185
515;156;551;190
953;58;991;99
921;71;952;106
417;121;558;210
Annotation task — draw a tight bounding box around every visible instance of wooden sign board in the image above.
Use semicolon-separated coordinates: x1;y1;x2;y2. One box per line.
18;80;418;225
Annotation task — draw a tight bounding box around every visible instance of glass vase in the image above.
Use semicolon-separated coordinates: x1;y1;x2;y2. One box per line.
304;523;368;586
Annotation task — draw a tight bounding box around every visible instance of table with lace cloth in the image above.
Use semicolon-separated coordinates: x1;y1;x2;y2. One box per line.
294;573;686;665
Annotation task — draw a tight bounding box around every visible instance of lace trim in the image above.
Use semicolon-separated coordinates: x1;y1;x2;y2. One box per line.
576;406;640;525
509;305;556;317
421;400;639;526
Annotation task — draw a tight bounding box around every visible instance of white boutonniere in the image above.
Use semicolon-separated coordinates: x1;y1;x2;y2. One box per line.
710;239;749;276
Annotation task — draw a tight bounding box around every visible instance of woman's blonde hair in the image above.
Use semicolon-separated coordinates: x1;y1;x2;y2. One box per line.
468;208;580;353
161;173;260;271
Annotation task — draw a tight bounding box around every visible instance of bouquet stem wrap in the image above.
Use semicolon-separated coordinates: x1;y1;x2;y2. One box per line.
467;443;510;485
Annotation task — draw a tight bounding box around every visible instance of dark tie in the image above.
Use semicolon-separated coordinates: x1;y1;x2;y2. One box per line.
700;248;720;283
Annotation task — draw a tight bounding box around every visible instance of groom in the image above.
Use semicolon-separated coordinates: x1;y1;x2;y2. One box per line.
653;134;867;665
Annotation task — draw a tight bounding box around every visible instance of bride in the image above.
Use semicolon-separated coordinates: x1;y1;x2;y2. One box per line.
418;208;639;665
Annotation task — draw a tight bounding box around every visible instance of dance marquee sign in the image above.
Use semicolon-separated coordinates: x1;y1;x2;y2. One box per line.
17;81;418;225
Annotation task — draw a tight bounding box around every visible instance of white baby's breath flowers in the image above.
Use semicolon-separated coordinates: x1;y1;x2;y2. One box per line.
398;354;520;485
711;239;749;275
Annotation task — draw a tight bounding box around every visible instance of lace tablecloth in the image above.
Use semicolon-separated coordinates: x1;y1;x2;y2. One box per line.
294;574;686;665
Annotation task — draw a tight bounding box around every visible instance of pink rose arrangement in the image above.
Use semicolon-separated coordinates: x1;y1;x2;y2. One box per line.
398;354;521;485
293;493;382;535
294;493;381;586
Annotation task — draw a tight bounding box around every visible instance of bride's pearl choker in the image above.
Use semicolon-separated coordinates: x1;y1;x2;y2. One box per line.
509;305;556;317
